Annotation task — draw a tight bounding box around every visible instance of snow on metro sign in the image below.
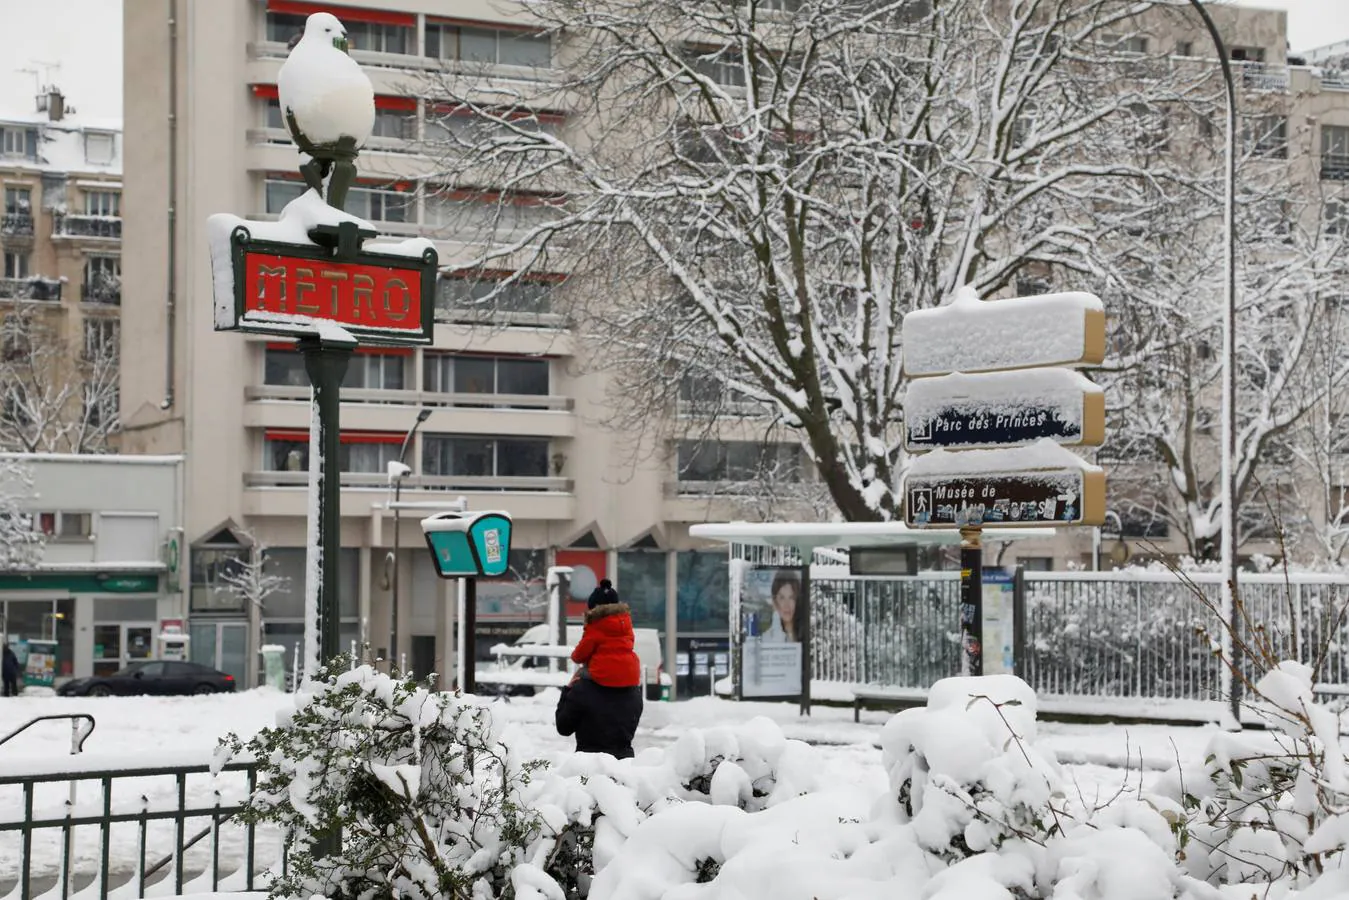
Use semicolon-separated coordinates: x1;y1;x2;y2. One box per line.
210;219;437;346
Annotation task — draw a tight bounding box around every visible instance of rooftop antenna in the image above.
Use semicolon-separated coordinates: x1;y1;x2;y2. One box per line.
17;61;61;109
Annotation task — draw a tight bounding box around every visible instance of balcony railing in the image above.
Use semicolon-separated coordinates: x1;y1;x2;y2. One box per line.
250;40;558;83
1;212;33;237
1238;62;1289;93
1322;153;1349;181
1324;70;1349;92
82;280;120;305
0;276;61;301
246;384;573;410
245;471;572;492
53;213;122;240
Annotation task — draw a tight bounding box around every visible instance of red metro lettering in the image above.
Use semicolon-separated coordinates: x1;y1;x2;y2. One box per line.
243;252;421;331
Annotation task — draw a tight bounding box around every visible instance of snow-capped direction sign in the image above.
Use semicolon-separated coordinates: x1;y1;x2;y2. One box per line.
901;289;1106;377
421;511;515;578
904;439;1106;529
904;369;1105;452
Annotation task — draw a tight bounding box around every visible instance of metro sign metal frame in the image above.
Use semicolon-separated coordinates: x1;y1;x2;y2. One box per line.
218;223;437;346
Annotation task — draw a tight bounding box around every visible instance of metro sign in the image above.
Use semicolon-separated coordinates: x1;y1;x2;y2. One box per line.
215;224;437;345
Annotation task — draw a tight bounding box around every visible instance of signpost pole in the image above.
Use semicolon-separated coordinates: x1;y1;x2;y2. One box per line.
301;337;352;669
960;527;983;677
799;557;812;717
462;577;477;694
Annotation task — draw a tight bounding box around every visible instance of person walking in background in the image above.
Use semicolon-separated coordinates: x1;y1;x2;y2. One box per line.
2;643;20;697
555;579;643;757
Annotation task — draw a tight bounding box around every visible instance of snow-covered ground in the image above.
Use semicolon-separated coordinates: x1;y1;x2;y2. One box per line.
0;687;1217;893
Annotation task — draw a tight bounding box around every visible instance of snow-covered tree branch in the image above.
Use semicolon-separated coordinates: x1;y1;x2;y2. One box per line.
416;0;1221;520
0;305;119;454
0;457;45;570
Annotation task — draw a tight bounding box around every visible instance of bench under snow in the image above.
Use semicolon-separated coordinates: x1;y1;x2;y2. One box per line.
473;668;572;688
851;685;928;721
488;643;574;659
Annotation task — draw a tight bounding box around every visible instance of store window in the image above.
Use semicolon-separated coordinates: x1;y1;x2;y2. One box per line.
263;432;403;473
423;354;548;396
676;551;728;633
2;598;76;677
617;550;667;630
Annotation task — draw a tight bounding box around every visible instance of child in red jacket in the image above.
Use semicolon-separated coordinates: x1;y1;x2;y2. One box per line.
571;583;642;688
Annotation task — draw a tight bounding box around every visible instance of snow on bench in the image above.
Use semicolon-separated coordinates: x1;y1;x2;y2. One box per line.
851;685;928;721
473;668;572;688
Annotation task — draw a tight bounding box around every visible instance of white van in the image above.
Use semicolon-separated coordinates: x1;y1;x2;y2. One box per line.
511;622;667;699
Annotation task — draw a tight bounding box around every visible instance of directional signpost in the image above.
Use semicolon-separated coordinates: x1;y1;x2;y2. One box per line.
902;288;1108;676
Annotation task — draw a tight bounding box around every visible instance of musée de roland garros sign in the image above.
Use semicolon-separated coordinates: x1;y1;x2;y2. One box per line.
215;223;436;345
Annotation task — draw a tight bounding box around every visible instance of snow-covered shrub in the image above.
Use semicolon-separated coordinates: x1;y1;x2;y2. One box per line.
668;716;819;811
878;675;1065;862
216;661;553;899
1151;660;1349;889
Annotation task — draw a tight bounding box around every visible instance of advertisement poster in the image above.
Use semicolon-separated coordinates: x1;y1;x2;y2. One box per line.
555;549;608;619
982;568;1016;676
738;566;806;698
24;639;57;688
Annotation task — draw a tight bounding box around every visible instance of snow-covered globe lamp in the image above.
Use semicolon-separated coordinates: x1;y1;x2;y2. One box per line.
277;12;375;211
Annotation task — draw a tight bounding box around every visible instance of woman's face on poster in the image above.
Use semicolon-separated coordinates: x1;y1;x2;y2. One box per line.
773;580;797;625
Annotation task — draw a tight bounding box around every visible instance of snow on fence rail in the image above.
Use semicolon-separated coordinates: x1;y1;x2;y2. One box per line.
733;544;1349;705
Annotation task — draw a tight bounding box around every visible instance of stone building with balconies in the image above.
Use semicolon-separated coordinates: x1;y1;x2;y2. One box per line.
0;85;121;453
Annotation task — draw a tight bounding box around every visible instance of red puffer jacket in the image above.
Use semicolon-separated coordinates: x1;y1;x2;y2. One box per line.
571;603;642;688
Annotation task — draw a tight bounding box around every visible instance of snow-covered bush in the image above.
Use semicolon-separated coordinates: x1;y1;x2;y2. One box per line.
216;661;552;899
1151;660;1349;889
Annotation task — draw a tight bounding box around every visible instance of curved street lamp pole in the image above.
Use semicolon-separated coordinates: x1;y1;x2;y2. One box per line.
390;407;432;671
1185;0;1240;725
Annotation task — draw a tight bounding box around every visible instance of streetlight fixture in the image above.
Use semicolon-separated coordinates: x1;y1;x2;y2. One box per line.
1184;0;1240;725
389;407;433;670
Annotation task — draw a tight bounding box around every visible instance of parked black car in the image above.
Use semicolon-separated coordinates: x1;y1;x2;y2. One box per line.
58;661;237;697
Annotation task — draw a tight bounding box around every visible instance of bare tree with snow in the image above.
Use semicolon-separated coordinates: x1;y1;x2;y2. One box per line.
0;457;45;570
416;0;1223;520
0;305;120;454
219;529;290;624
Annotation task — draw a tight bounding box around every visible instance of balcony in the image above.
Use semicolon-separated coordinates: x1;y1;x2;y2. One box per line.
1;212;33;239
1238;62;1289;93
1322;154;1349;182
242;470;576;520
1324;70;1349;92
53;213;121;240
0;276;61;302
81;280;120;306
244;386;576;437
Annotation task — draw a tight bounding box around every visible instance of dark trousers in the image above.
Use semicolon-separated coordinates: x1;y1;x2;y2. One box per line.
2;675;17;697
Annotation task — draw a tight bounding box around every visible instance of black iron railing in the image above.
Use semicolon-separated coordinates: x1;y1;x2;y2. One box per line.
54;213;122;239
1;212;34;237
0;715;277;899
81;280;121;305
0;276;62;301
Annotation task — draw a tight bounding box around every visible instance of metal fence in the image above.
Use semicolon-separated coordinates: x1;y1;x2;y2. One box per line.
731;544;1349;702
0;751;283;899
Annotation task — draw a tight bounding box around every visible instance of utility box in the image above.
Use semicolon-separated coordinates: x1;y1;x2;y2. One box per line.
421;511;514;578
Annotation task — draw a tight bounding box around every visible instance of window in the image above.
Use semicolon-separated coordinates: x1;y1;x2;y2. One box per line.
424;108;561;145
682;46;748;87
84;318;119;360
423;354;549;396
1324;199;1349;236
84;132;115;165
265;179;306;214
423;435;550;479
347;185;409;223
1;387;30;427
424;191;557;235
1229;46;1267;63
372;108;416;140
264;348;309;386
1243;115;1287;159
4;251;28;279
1322;125;1349;181
84;381;117;427
264;98;286;131
0;126;38;160
436;273;556;319
85;190;120;216
1119;510;1169;538
1175;41;1195;57
263;433;404;473
676;440;802;482
345;20;412;55
425;22;551;68
37;511;93;540
678;375;754;412
85;256;120;304
264;11;306;43
5;186;31;214
191;546;247;613
1017;556;1054;571
343;352;405;390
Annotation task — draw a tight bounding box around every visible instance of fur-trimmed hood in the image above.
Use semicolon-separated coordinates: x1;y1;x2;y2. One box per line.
585;602;630;624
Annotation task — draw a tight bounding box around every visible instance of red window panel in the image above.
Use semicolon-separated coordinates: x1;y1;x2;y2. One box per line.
253;84;415;111
265;171;412;191
425;15;541;34
266;429;403;444
442;267;568;284
438;188;566;207
430;103;566;126
267;1;414;27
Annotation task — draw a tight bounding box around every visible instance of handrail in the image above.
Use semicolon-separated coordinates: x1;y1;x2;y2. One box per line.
0;713;96;753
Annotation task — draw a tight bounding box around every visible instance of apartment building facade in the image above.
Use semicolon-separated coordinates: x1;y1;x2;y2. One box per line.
0;86;122;454
118;0;1346;686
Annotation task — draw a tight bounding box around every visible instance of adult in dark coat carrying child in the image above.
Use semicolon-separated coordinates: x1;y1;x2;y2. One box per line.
555;580;643;757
